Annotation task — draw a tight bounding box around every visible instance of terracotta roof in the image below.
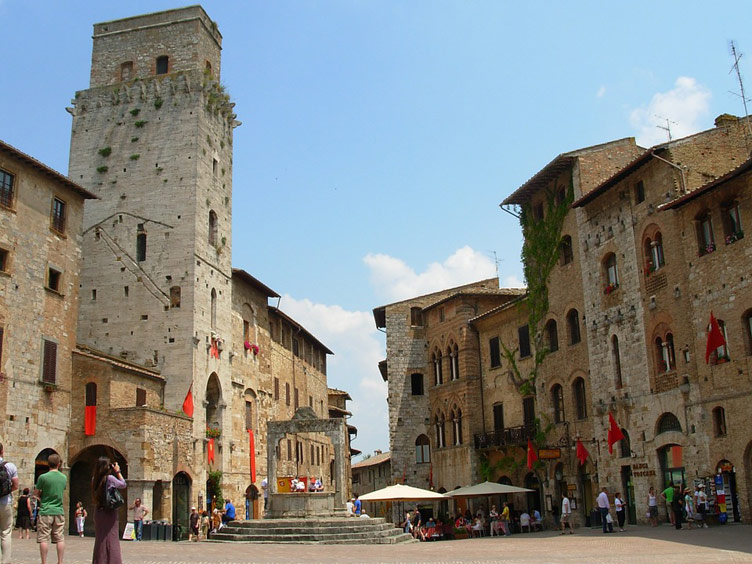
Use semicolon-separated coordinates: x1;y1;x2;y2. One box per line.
352;451;391;469
74;346;163;380
423;287;526;312
231;268;280;298
327;388;352;400
659;156;752;211
468;294;528;324
0;140;98;200
268;306;334;355
328;405;352;417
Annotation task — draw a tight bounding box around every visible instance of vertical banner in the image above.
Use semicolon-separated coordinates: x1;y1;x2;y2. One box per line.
248;429;256;483
208;437;215;464
84;405;96;436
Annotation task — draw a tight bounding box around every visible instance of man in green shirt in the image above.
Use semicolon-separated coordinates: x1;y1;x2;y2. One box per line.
34;453;67;564
660;483;676;526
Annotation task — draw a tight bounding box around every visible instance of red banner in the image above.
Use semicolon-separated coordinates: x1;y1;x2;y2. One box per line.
248;429;256;483
208;438;215;465
84;405;96;436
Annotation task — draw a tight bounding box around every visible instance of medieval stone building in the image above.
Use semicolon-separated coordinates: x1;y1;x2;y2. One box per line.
1;5;353;537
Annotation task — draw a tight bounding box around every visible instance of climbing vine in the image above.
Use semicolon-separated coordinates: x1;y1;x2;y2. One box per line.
503;179;574;397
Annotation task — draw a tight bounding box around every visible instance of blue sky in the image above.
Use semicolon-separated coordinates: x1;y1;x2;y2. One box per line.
2;0;752;460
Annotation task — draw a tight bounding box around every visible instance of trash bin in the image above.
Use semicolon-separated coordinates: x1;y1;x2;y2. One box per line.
141;522;152;541
154;522;165;541
590;509;602;528
165;524;174;541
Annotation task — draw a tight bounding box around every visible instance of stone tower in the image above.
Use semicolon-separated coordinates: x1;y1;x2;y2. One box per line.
68;5;238;432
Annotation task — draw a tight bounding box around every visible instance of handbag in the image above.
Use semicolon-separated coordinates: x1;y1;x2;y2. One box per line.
605;513;613;524
105;485;124;510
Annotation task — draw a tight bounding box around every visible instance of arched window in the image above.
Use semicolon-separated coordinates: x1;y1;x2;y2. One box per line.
210;288;217;329
545;320;558;352
644;232;665;274
452;408;463;445
612;335;623;389
559;235;573;265
603;253;619;293
156;55;169;75
567;309;581;345
448;343;460;380
696;210;715;255
433;349;443;386
712;407;727;437
572;378;587;420
415;435;430;463
721;200;744;244
435;413;446;448
657;412;682;434
551;384;564;423
208;210;218;247
654;332;676;372
410;373;424;396
620;429;631;458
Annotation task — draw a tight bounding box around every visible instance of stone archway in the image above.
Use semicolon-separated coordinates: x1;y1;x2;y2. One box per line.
68;445;128;536
172;471;191;540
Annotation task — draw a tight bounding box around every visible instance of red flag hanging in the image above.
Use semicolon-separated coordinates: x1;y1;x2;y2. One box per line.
210;338;220;359
576;439;589;466
208;437;215;464
182;384;194;417
705;312;727;364
607;412;625;454
527;438;538;470
84;405;97;436
248;429;256;483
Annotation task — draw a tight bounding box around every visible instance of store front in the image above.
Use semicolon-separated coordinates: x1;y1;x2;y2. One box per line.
716;460;741;522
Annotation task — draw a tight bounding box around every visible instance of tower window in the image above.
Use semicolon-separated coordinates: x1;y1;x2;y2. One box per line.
136;232;147;262
51;197;66;234
209;210;218;246
120;61;133;81
156;56;169;75
47;266;62;292
0;169;15;208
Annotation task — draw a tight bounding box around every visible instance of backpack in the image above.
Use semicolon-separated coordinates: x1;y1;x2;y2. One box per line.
0;462;13;497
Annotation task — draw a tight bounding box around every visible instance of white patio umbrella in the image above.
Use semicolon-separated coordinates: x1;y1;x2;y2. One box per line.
445;481;533;498
359;483;447;502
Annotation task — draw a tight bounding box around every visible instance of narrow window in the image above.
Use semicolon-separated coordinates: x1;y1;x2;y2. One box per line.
612;335;623;388
293;338;299;357
308;395;313;408
415;435;430;464
210;288;217;329
245;400;253;430
439;307;445;322
85;382;97;407
170;286;181;308
552;384;565;423
697;210;715;255
567;309;581;345
136;224;147;262
410;307;423;327
713;406;727;436
410;373;424;396
573;378;587;420
620;430;631;458
294;388;299;409
604;253;619;292
518;325;531;358
0;248;8;273
208;210;218;247
634;180;645;204
559;235;573;265
722;201;744;244
743;309;752;356
0;169;15;208
287;439;292;460
523;396;536;428
0;327;4;369
489;337;501;368
545;320;558;352
51;197;66;234
47;267;62;292
285;383;290;406
42;339;57;384
274;377;279;400
492;403;504;432
156;55;169;75
136;388;147;406
452;343;460;379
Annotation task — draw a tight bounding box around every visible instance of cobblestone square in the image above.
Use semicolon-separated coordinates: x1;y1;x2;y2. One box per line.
9;524;752;564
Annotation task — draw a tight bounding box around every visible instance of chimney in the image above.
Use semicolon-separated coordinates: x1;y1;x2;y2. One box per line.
715;113;739;128
374;449;382;455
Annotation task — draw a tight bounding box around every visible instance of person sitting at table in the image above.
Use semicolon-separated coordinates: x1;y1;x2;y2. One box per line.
531;508;542;531
520;511;532;533
308;476;323;492
472;516;485;537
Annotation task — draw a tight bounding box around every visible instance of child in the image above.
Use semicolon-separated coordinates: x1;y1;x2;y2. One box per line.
75;501;87;538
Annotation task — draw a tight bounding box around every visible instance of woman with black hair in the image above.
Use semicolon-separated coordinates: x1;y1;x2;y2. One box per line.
91;457;126;564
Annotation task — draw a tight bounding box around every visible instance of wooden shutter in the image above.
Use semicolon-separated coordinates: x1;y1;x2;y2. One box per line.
42;340;57;383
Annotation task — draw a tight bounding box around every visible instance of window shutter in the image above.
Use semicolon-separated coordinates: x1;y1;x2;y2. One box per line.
42;340;57;383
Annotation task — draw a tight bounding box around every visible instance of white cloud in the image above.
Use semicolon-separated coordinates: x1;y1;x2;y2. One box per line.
597;85;606;98
629;76;711;147
363;245;498;303
276;295;388;457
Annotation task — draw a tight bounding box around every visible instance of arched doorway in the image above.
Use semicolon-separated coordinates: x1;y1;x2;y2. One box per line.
172;472;191;541
578;461;594;526
68;445;127;537
245;484;259;519
524;473;541;513
35;448;58;485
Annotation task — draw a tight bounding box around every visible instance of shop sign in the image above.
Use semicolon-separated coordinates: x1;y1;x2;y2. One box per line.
538;448;561;459
631;462;655;477
567;484;577;492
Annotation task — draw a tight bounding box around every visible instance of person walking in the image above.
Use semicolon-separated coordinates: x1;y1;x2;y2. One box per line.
614;492;626;532
560;493;574;534
670;484;683;530
596;487;613;533
695;485;709;528
128;499;148;541
74;502;87;538
16;488;32;539
683;488;695;530
647;487;659;526
35;453;66;564
91;457;126;564
500;502;511;536
188;507;199;542
0;443;19;564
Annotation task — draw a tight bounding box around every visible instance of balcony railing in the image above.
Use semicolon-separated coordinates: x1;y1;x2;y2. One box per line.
474;424;536;449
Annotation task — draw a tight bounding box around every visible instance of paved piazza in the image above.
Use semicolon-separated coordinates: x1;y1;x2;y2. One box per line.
11;525;752;563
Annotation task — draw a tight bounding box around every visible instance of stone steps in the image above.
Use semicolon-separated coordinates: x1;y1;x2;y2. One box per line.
209;517;416;544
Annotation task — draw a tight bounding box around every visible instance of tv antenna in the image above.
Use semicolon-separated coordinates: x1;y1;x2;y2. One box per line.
655;115;677;142
729;40;752;150
487;250;501;279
